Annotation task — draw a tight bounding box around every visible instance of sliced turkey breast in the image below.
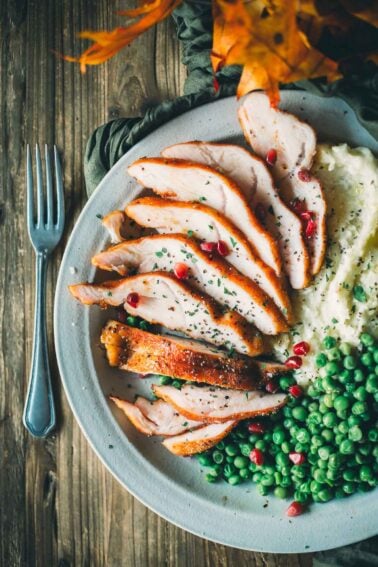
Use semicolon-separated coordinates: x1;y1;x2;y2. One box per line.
69;272;264;356
92;234;287;334
110;396;203;436
126;198;291;318
161;142;310;289
162;421;236;456
127;157;282;275
238;92;326;275
153;384;287;422
101;321;289;390
102;210;151;243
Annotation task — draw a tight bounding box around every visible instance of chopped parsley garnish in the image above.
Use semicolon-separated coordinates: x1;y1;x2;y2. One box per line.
230;236;237;248
96;213;103;219
155;251;164;258
199;196;207;202
187;230;194;237
353;285;367;303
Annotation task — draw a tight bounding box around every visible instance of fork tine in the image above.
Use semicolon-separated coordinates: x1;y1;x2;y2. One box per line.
35;144;44;226
45;145;54;226
54;146;64;232
26;145;34;229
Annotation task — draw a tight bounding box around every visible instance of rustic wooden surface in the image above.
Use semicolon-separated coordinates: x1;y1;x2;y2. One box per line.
0;1;315;565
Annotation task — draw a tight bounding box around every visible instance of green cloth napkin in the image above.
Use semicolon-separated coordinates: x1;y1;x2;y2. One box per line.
84;1;378;196
83;2;378;562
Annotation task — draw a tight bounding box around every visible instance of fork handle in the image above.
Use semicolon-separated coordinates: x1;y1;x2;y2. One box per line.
23;250;56;437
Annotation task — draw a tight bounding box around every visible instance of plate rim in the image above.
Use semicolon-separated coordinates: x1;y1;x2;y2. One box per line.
54;90;378;553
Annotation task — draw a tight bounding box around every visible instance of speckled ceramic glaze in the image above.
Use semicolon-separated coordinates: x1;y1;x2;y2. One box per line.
54;91;378;552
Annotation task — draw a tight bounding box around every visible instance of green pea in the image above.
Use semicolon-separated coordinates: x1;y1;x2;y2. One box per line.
335;488;346;499
296;428;310;444
292;407;308;421
290;425;300;438
283;406;293;418
263;432;273;443
374;349;378;364
313;469;327;483
255;440;266;451
322;376;339;394
352;401;368;415
328;347;342;361
225;443;239;457
212;451;224;464
261;475;275;487
272;430;285;444
343;482;356;495
171;380;182;389
326;469;338;482
279;375;295;390
368;428;378;442
359;443;372;456
361;352;373;367
216;441;225;450
339;370;353;384
366;375;378;394
159;375;172;385
360;333;375;347
335;433;346;446
328;454;342;470
257;484;269;496
139;320;150;330
198;454;213;466
252;472;262;483
318;488;333;502
207;464;222;477
228;474;241;485
324;361;340;377
307;411;322;426
239;468;250;480
317;459;328;470
274;486;288;499
323;412;338;429
307;385;319;398
205;473;218;483
281;441;291;454
248;433;259;444
323;394;334;408
311;435;323;448
240;443;252;457
233;456;248;469
360;465;374;482
318;446;332;460
354;369;365;383
323;336;336;349
344;356;357;370
294;490;309;504
310;480;322;494
276;452;289;467
340;342;353;356
348;415;362;427
340;439;355;454
126;315;137;326
348;426;363;442
343;469;357;482
280;476;292;488
223;464;236;478
334;396;350;412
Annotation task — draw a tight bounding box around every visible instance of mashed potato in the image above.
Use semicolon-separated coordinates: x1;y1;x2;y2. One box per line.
271;144;378;383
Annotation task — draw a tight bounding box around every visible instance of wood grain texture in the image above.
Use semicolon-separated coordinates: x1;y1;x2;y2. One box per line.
0;1;313;565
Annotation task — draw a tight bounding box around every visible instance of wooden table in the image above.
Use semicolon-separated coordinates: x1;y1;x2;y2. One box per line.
0;1;314;565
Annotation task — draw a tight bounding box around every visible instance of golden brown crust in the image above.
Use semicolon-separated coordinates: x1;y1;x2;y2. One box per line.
101;321;287;390
162;422;236;456
126;197;292;322
128;157;283;275
92;233;288;334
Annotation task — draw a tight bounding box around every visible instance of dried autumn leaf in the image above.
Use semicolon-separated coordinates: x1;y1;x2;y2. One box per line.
212;0;340;102
64;0;181;72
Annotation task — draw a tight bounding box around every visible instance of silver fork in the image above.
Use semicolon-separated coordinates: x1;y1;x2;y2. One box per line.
23;144;65;437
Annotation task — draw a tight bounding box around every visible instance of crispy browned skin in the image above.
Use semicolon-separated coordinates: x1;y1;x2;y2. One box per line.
101;321;289;390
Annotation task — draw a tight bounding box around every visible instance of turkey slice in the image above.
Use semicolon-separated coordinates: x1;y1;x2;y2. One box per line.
238;92;326;276
161;142;310;289
110;396;203;436
153;384;287;422
162;421;236;456
92;234;288;334
126;197;291;318
69;272;264;356
127;157;282;275
102;210;151;243
101;321;289;390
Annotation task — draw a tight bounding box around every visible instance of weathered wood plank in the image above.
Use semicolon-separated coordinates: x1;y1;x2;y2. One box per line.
0;0;313;565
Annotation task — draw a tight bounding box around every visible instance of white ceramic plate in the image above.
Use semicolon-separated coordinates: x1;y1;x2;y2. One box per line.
55;91;378;553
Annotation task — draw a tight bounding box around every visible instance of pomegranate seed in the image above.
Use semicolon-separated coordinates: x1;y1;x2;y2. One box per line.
286;501;305;517
291;198;306;214
200;241;216;253
300;211;314;222
249;448;264;466
248;422;265;434
293;341;310;356
266;379;279;393
174;262;189;280
305;219;317;239
255;203;266;222
289;452;306;465
284;356;303;369
126;292;140;308
217;240;229;256
288;384;303;398
297;168;312;182
266;148;277;165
